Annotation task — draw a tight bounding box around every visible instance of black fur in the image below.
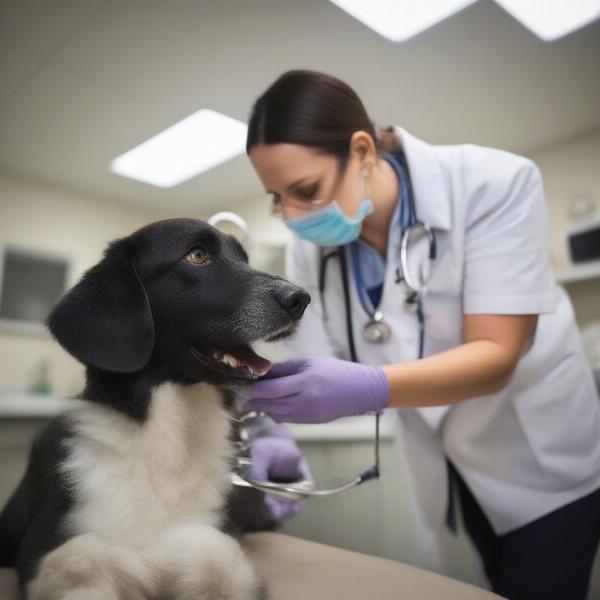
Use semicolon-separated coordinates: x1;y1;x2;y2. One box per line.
0;218;310;594
0;419;74;588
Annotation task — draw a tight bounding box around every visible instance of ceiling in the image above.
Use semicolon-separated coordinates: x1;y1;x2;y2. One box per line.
1;0;599;212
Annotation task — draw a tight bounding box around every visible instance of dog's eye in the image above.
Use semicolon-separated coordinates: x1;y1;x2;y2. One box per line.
185;246;210;265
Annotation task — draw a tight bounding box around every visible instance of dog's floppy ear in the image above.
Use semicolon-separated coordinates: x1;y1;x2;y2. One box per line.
47;239;155;373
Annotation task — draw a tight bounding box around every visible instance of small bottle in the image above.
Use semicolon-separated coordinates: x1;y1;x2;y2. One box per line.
31;358;53;396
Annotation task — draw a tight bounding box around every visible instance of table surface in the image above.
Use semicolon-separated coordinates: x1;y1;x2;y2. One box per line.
244;532;504;600
0;532;505;600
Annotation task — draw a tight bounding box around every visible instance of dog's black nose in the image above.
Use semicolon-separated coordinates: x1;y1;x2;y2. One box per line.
276;286;311;319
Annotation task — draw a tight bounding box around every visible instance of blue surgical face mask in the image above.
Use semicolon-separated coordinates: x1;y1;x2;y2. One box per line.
285;199;374;246
284;164;374;246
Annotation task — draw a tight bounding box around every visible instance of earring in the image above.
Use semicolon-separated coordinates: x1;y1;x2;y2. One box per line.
360;165;369;178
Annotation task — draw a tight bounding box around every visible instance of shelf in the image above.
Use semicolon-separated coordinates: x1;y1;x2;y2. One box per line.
0;392;398;441
555;260;600;284
0;392;82;418
289;412;396;441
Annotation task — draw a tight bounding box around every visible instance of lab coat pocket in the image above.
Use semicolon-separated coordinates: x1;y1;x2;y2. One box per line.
513;353;600;489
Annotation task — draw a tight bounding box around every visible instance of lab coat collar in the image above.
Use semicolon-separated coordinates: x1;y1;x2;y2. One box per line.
391;127;451;231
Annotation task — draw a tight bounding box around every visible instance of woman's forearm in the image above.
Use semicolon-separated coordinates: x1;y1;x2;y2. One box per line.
382;339;518;408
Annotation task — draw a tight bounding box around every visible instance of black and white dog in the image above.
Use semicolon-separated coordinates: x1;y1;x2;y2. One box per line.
0;218;310;600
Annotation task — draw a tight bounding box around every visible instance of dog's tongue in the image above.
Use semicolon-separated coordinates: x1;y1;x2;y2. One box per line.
231;345;272;377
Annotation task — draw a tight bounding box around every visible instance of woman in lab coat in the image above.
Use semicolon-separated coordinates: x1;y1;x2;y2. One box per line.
245;70;600;599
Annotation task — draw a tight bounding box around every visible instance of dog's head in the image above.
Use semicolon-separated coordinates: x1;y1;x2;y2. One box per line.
47;218;310;387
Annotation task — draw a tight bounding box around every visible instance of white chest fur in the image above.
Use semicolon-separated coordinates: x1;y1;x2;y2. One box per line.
60;382;233;547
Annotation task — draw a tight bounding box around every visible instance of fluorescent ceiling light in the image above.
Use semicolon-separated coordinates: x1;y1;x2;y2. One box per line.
329;0;600;42
494;0;600;41
328;0;478;42
110;109;247;188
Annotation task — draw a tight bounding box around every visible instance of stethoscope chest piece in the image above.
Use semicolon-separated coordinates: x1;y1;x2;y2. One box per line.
363;310;392;343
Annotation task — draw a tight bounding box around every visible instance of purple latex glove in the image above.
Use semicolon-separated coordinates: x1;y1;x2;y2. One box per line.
248;357;389;424
249;428;312;521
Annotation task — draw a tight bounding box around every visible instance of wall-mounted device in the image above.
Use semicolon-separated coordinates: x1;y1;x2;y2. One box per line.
0;245;69;336
567;217;600;264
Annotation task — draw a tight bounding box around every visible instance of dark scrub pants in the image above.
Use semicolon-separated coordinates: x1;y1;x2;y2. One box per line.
448;462;600;599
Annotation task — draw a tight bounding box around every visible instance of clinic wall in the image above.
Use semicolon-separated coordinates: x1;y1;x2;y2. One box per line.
528;126;600;329
528;126;600;269
0;175;288;397
0;175;165;396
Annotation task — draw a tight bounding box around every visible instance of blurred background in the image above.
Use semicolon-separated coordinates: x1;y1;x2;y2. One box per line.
1;0;600;594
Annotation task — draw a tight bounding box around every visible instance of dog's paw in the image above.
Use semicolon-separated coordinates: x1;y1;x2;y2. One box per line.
151;524;265;600
26;534;154;600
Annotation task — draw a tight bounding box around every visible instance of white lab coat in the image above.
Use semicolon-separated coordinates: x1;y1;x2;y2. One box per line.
280;127;600;569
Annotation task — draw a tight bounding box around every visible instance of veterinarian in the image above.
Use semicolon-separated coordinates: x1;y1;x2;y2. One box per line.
243;70;600;600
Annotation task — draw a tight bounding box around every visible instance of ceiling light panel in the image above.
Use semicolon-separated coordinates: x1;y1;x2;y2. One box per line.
494;0;600;41
328;0;478;42
110;109;248;188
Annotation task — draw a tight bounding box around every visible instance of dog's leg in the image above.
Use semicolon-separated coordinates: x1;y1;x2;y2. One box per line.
151;524;267;600
26;533;156;600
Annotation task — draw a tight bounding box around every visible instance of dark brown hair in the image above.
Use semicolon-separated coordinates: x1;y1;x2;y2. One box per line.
246;70;396;168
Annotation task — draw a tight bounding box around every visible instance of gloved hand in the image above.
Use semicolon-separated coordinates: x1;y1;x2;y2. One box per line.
248;357;390;424
249;427;312;521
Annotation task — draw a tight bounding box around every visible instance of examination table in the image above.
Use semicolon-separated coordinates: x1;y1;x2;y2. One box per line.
0;532;504;599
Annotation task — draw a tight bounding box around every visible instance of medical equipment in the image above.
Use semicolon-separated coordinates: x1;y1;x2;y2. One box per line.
206;211;383;500
319;151;437;361
230;409;381;500
231;151;436;500
207;211;249;244
567;215;600;264
229;151;433;501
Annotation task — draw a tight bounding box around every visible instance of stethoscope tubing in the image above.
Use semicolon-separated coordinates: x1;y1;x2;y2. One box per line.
231;471;365;500
230;410;381;500
231;152;432;500
321;152;435;361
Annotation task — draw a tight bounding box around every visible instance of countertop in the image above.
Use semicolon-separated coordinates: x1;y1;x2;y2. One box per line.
0;392;396;441
0;393;82;417
3;372;600;441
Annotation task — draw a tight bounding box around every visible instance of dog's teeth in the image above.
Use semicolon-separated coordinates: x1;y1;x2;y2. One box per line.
222;353;240;368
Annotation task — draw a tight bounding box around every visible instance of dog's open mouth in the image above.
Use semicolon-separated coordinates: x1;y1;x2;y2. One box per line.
190;343;271;380
190;322;298;380
211;345;271;378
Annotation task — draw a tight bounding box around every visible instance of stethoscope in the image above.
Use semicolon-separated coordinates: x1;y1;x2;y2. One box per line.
230;409;381;500
228;152;436;501
203;210;381;501
319;151;437;362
